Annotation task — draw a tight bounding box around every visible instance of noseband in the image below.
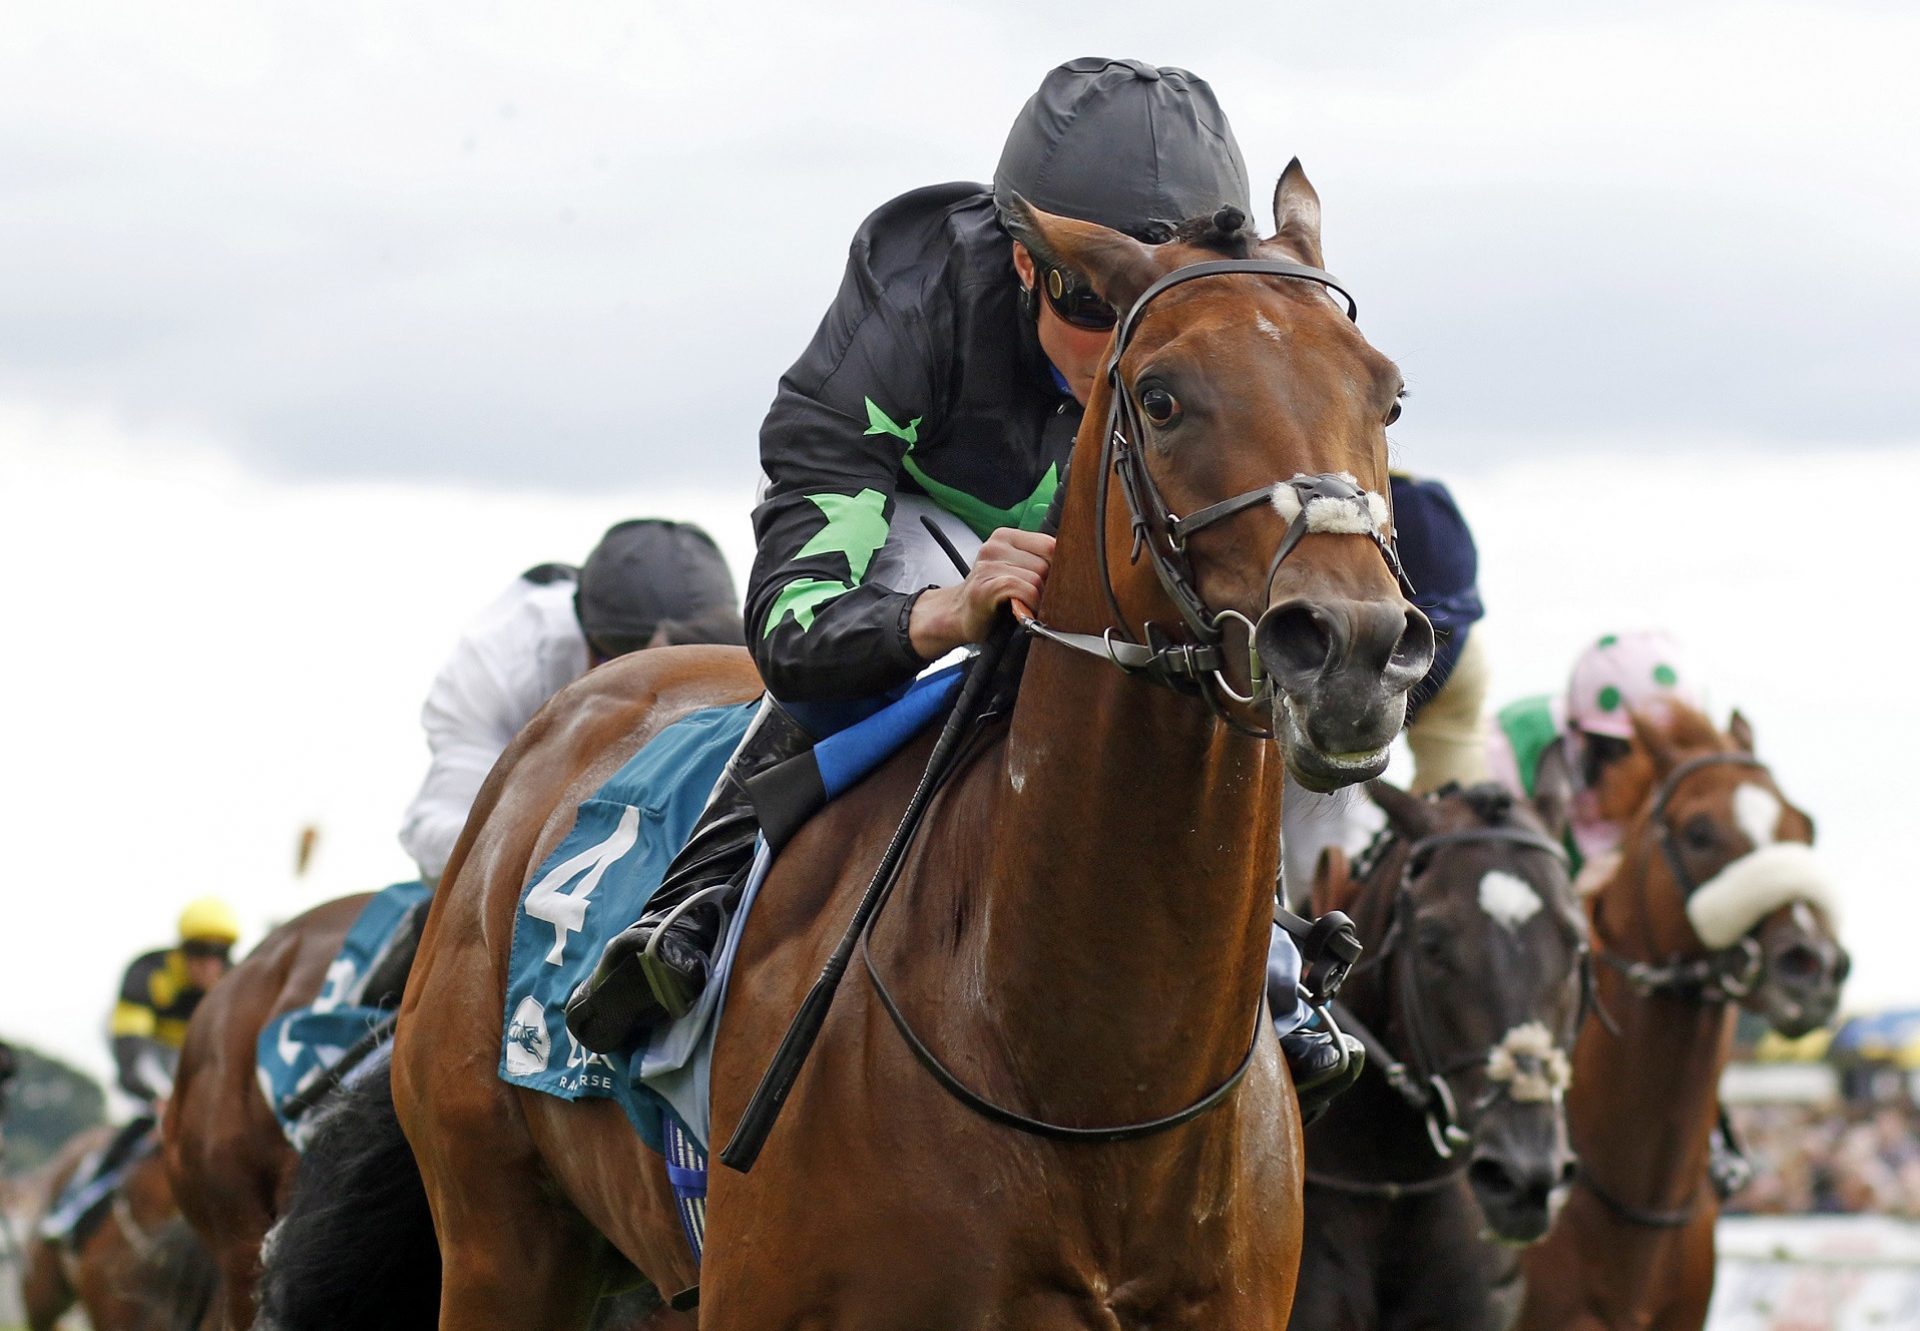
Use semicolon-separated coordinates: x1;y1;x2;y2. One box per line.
1015;258;1414;737
1597;753;1775;1005
1318;822;1574;1189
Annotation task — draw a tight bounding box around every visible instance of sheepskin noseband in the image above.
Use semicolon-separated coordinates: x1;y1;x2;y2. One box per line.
1270;471;1392;534
1685;842;1839;949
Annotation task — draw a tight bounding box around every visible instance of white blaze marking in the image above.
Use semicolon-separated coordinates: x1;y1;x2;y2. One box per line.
1479;869;1542;930
1734;784;1783;850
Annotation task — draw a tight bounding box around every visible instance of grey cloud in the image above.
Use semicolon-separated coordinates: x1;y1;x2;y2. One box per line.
1;2;1914;490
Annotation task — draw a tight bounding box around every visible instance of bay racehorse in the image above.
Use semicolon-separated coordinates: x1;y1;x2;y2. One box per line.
271;163;1434;1329
1515;705;1848;1331
1290;781;1584;1331
19;1123;213;1331
163;893;367;1329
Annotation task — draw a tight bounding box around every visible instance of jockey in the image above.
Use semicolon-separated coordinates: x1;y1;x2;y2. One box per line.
1488;630;1754;1196
1279;471;1490;898
1489;629;1704;889
111;897;240;1108
567;57;1362;1109
41;898;239;1240
398;518;744;886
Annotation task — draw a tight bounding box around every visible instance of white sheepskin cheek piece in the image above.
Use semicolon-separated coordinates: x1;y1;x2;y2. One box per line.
1685;842;1840;949
1484;1022;1572;1104
1269;484;1303;523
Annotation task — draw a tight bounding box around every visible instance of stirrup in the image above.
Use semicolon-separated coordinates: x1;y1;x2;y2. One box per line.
636;882;738;1020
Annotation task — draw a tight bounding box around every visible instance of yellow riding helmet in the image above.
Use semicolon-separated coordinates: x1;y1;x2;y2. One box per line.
177;897;242;947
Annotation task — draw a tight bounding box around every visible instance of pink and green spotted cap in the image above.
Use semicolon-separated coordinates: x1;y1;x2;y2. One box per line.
1565;630;1702;740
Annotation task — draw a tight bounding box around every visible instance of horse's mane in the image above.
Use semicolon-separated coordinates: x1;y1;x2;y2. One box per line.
1600;701;1728;822
1644;701;1724;752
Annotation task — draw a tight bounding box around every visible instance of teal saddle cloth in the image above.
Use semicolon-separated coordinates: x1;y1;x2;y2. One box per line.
498;663;965;1153
256;879;430;1147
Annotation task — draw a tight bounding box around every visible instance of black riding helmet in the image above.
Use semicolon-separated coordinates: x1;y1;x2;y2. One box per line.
993;57;1252;243
575;519;745;657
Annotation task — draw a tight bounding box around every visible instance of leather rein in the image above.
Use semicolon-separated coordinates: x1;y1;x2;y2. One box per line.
859;257;1391;1145
1309;821;1575;1197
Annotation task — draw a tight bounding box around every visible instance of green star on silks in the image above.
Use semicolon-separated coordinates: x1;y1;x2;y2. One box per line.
765;488;891;636
863;397;921;446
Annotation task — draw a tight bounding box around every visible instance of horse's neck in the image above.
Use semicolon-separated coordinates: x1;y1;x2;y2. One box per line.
959;632;1282;1122
1575;888;1732;1209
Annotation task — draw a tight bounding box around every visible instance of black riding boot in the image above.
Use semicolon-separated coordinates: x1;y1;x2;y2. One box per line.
1267;915;1367;1125
564;698;813;1053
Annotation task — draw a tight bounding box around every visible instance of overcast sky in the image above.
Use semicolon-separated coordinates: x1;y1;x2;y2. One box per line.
3;4;1917;1087
4;1;1917;490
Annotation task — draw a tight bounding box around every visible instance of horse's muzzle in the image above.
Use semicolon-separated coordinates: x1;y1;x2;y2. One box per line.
1255;595;1435;791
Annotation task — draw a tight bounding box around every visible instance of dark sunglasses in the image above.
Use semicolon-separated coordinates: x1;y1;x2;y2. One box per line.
1041;266;1117;331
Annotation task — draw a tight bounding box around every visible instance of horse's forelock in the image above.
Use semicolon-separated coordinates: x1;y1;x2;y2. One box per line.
1170;204;1259;258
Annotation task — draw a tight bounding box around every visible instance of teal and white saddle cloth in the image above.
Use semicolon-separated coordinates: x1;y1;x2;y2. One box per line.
498;667;964;1261
256;879;429;1148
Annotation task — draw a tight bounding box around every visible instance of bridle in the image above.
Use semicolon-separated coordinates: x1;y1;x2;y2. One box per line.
1013;257;1415;739
1594;753;1774;1005
1575;752;1782;1228
859;255;1401;1145
1309;819;1576;1196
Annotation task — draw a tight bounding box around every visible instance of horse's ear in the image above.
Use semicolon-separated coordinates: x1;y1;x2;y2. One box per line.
1728;709;1757;755
1271;159;1325;268
1368;778;1435;840
1627;708;1680;775
1309;845;1355;915
1532;744;1575;844
1004;195;1162;315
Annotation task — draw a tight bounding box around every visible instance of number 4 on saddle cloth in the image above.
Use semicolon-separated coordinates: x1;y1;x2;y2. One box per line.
497;663;967;1263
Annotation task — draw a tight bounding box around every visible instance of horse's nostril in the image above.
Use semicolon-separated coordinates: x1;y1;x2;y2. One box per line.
1775;944;1823;983
1391;608;1436;676
1557;1158;1578;1190
1255;600;1334;686
1834;950;1853;985
1468;1158;1516;1198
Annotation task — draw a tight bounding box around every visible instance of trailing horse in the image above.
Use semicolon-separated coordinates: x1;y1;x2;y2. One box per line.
1515;706;1848;1331
270;164;1432;1329
20;1123;214;1331
1289;781;1584;1331
163;892;368;1329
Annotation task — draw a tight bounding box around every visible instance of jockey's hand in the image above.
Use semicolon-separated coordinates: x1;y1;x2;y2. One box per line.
909;527;1054;660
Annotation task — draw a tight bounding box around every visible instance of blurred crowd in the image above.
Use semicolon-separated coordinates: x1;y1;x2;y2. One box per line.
1729;1102;1920;1217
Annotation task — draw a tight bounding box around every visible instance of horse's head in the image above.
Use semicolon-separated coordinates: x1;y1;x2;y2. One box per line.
1599;706;1849;1039
1322;781;1585;1242
1011;162;1433;790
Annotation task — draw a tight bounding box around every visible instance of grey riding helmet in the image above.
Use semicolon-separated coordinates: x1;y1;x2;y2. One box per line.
993;57;1252;242
575;519;745;656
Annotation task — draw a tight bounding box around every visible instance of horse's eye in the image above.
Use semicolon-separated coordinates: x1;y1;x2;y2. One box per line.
1140;386;1181;426
1683;816;1719;853
1385;399;1403;427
